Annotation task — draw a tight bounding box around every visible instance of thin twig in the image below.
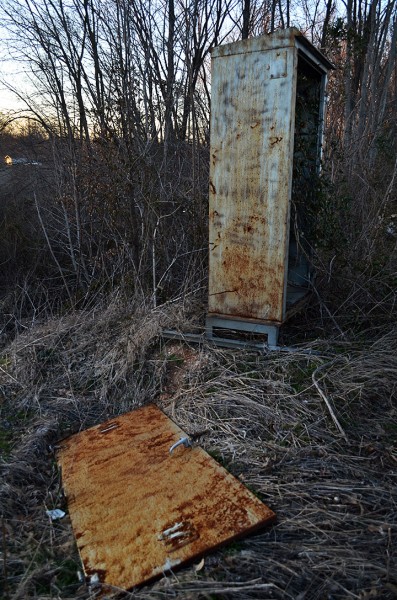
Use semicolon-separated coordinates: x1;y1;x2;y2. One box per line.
33;192;74;306
2;517;9;600
312;365;348;442
0;365;23;387
312;283;346;339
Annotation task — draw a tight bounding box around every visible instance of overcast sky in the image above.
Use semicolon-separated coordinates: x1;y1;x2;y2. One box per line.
0;16;32;114
0;25;25;113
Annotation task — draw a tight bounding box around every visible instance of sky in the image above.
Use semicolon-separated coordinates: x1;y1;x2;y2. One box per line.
0;0;346;116
0;22;26;113
0;0;317;116
0;76;25;113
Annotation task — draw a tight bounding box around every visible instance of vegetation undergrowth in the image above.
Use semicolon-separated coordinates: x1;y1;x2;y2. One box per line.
0;296;396;599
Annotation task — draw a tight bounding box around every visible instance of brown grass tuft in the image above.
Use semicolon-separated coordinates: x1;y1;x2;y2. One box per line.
0;302;396;599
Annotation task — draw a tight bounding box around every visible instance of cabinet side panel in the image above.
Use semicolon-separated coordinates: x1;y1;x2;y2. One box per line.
209;47;296;322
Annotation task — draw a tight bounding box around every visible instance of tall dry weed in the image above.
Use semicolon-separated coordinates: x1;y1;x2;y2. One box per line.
1;302;395;599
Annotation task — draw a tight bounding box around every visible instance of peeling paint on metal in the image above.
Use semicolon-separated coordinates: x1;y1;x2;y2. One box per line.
57;404;276;591
208;36;297;323
208;29;331;329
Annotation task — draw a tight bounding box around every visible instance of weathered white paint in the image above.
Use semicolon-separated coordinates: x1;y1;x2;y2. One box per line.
208;28;331;326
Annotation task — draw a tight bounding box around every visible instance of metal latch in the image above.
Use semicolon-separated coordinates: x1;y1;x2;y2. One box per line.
169;437;192;454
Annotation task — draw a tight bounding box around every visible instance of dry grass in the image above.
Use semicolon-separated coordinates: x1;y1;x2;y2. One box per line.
0;300;396;599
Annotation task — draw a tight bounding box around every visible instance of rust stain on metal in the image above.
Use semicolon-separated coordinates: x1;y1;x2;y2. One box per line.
208;34;296;324
207;30;332;343
57;404;275;591
270;136;283;146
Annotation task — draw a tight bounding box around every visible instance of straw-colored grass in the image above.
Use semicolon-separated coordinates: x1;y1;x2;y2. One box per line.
0;300;396;599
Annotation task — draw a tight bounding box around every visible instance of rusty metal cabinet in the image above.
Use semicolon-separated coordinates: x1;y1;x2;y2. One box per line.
207;28;333;347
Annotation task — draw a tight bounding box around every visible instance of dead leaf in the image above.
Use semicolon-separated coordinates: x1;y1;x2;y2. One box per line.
194;558;205;572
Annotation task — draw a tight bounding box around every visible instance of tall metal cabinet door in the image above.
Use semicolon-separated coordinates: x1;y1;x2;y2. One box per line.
209;45;297;323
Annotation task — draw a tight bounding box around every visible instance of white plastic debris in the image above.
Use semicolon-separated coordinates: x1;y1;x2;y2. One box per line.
90;573;100;585
46;508;66;520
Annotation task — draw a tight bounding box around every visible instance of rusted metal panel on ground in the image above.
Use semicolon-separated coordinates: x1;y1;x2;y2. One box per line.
57;404;275;591
208;34;298;323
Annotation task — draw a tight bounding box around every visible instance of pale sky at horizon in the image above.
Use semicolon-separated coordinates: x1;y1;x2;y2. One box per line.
0;0;318;116
0;23;27;113
0;0;353;117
